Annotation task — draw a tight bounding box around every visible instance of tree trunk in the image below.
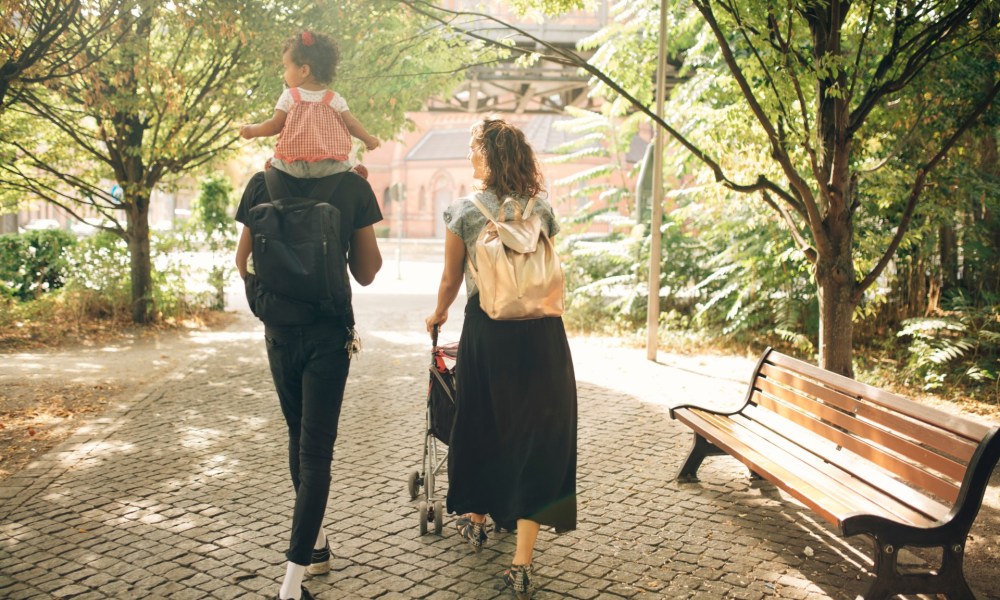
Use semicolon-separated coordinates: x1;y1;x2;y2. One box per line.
981;6;1000;295
0;213;17;234
126;193;154;324
939;225;958;292
980;122;1000;296
815;207;857;377
816;264;856;378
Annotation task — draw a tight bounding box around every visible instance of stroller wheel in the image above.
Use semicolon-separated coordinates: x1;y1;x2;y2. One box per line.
433;500;443;534
407;471;421;500
418;500;429;535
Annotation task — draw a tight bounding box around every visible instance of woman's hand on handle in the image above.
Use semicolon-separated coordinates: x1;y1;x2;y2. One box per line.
425;311;448;335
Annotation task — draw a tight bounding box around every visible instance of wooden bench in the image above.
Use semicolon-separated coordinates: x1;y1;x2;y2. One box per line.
669;347;1000;600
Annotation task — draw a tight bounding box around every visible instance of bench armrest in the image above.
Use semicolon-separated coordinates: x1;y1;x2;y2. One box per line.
668;348;775;421
668;403;745;420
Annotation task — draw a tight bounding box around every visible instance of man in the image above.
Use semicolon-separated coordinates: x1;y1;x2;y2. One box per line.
235;168;383;600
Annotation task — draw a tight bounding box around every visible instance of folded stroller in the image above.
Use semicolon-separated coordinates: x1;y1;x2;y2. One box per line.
407;325;457;534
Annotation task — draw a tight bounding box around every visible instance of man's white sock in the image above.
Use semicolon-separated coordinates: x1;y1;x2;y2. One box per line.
279;562;306;599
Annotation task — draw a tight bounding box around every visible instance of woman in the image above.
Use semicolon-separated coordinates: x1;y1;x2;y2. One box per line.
425;118;578;599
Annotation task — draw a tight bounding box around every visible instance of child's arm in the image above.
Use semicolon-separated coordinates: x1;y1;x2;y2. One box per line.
240;109;287;139
341;110;380;150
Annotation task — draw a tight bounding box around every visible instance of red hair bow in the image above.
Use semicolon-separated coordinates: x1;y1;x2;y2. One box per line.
301;31;314;46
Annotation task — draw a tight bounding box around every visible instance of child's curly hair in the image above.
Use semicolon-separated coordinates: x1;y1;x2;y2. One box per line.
283;31;339;84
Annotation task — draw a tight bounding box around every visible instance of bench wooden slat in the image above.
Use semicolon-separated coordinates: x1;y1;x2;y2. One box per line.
759;363;979;462
731;413;940;527
755;377;968;482
673;407;870;525
765;352;991;441
678;408;936;529
751;390;961;503
740;405;952;523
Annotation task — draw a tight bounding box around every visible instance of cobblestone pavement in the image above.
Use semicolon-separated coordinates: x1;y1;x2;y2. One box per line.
1;253;998;599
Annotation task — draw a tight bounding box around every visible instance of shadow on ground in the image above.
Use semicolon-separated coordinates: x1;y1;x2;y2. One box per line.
1;316;997;599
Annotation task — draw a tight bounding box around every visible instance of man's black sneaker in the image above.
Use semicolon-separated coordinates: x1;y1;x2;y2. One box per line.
275;586;315;600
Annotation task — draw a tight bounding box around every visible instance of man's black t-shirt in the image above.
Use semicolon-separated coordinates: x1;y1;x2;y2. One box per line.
236;170;383;325
236;170;384;247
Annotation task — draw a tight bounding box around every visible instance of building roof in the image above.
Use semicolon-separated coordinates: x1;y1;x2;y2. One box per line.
406;115;648;163
405;129;471;161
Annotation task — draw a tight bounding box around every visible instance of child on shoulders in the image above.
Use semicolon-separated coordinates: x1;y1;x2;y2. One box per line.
241;30;379;179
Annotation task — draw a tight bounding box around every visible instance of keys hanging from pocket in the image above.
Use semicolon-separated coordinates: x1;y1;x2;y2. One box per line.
345;327;362;359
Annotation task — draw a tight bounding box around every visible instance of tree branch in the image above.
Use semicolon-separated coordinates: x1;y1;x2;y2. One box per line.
853;78;1000;302
397;0;804;216
691;0;828;253
717;0;794;124
761;190;817;262
848;0;879;101
849;0;981;133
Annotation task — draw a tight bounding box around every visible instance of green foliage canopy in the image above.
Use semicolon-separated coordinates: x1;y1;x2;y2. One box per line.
1;0;491;322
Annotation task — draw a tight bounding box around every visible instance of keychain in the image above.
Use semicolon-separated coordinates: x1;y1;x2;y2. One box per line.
345;327;362;359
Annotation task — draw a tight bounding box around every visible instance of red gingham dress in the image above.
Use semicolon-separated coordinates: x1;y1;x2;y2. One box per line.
273;88;352;163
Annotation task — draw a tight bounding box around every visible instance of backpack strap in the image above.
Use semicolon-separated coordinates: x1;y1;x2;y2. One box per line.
264;168;293;201
466;196;494;288
470;196;495;222
523;197;536;218
473;195;536;224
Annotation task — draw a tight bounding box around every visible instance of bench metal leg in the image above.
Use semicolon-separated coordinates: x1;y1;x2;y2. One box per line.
676;433;725;483
859;536;977;600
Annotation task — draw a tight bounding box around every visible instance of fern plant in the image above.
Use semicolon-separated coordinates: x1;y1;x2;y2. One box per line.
544;106;654;333
898;292;1000;398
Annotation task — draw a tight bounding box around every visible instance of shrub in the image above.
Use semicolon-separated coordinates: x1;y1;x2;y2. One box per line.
0;229;77;301
188;173;237;310
63;231;132;319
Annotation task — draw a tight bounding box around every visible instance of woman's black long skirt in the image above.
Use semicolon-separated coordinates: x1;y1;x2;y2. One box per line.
446;296;577;533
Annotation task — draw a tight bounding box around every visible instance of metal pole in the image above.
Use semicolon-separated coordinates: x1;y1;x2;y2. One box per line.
646;1;668;361
396;184;405;280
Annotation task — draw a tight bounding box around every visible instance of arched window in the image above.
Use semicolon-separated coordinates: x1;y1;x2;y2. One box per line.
431;170;456;238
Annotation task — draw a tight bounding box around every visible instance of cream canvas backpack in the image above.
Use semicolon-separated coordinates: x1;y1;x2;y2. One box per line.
469;195;564;320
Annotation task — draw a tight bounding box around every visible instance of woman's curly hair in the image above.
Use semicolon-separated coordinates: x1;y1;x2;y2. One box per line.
283;31;339;84
471;118;544;199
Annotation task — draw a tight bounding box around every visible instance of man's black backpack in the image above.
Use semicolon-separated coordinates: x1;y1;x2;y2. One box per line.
244;170;353;325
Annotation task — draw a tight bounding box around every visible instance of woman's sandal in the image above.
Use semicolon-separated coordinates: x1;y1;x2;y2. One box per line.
455;515;488;552
502;563;533;600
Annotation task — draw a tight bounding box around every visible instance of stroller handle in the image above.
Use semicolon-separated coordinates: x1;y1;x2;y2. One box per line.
432;324;439;348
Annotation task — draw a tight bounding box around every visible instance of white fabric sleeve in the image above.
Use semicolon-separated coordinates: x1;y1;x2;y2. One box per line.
274;89;294;113
330;92;349;113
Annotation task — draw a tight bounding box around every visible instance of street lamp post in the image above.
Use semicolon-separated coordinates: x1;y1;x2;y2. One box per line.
646;0;668;361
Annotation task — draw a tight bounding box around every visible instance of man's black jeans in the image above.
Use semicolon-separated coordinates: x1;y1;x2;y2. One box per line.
264;320;351;566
